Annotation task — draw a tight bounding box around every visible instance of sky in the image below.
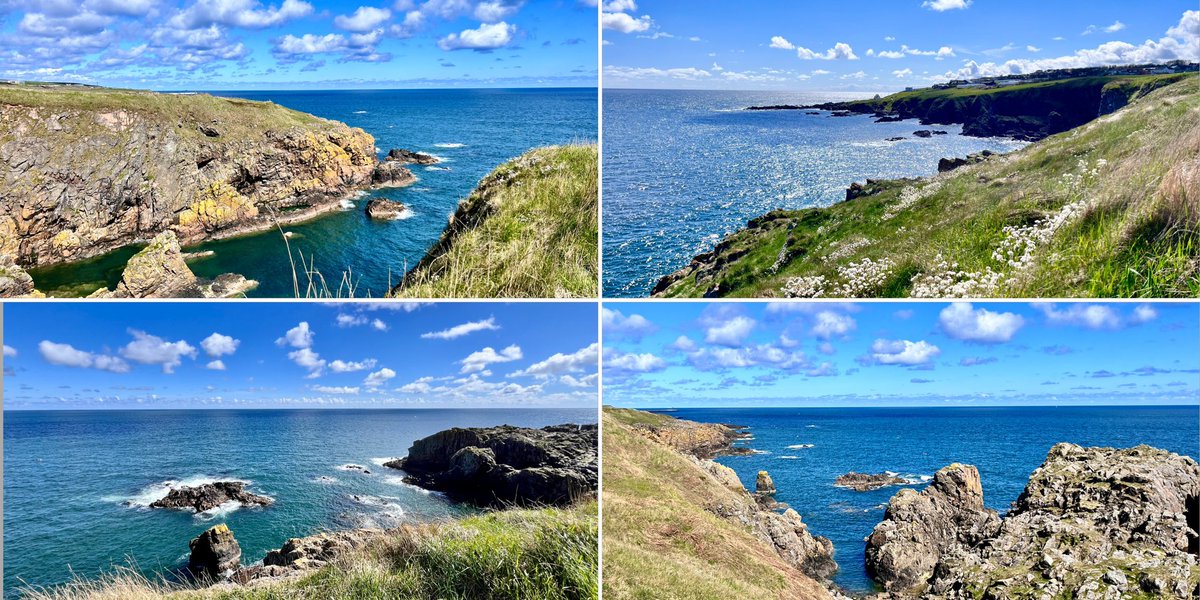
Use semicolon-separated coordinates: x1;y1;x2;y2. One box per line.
0;0;598;89
602;0;1200;91
2;301;598;410
602;302;1200;408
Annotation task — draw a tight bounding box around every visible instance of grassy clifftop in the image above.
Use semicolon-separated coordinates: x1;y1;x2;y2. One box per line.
602;408;837;600
390;144;598;298
656;76;1200;298
23;504;597;600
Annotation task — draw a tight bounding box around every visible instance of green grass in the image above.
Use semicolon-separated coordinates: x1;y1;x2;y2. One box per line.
656;76;1200;298
21;504;598;600
390;144;598;298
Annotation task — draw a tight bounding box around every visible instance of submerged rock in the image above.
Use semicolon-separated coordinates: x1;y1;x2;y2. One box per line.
189;524;241;579
385;148;439;165
150;481;273;513
834;471;909;492
365;198;408;220
384;423;597;507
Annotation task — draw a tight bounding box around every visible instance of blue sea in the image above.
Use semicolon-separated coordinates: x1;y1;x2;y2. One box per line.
2;408;597;597
601;89;1028;297
651;406;1199;595
28;88;597;298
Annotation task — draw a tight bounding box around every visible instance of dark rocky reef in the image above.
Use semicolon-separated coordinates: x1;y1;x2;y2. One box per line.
364;198;407;220
937;149;996;173
189;524;242;579
866;444;1200;598
149;481;273;513
384;424;598;507
385;148;439;165
834;471;909;492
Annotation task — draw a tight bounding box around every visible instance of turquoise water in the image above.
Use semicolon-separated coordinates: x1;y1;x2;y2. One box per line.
654;406;1199;595
601;89;1028;297
29;88;597;298
3;408;596;597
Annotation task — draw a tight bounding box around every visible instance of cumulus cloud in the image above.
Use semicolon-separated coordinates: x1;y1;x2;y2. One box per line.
206;359;226;370
922;0;970;11
686;344;808;372
312;385;360;394
421;317;500;340
938;303;1024;343
812;311;856;340
774;40;857;60
39;340;130;373
474;0;521;22
328;358;378;373
277;322;315;348
120;330;197;374
605;350;667;373
200;332;239;357
3;344;16;358
602;308;656;339
364;367;396;389
288;347;325;377
1035;303;1128;329
604;65;712;80
169;0;314;30
398;376;434;394
867;339;940;366
705;315;756;347
461;344;522;373
437;21;515;50
512;343;598;378
602;11;651;33
333;6;391;31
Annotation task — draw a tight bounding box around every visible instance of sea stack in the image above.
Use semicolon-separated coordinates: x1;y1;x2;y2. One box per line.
756;470;776;495
189;524;242;579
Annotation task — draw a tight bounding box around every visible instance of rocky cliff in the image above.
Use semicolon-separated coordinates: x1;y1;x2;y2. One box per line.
867;444;1200;599
0;84;377;271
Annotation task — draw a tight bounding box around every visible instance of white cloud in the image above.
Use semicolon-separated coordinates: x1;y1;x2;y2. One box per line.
288;347;325;377
364;367;396;388
121;330;197;374
421;317;500;340
438;21;515;50
686;344;808;372
39;340;130;373
337;314;365;327
705;315;756;347
200;332;239;357
605;350;666;372
312;385;360;395
1027;45;1041;52
398;376;434;394
206;359;226;371
1035;303;1121;329
869;339;940;366
841;70;867;79
3;344;15;358
512;343;598;377
602;308;656;339
334;6;391;31
1131;304;1158;324
371;318;389;331
602;0;636;10
769;35;794;50
277;322;314;348
560;373;598;388
877;44;955;59
170;0;314;29
893;68;912;77
605;65;712;80
328;358;378;373
785;41;857;60
922;0;970;11
474;0;519;22
938;303;1024;343
461;344;522;373
602;11;651;33
812;311;856;340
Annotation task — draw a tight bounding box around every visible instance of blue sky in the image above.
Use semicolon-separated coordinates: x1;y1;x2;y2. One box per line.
602;302;1200;407
603;1;1199;91
2;301;598;410
0;0;598;89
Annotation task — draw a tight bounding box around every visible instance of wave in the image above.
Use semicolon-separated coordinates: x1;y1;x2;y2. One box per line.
425;166;451;171
786;444;814;449
312;476;340;485
353;110;368;114
195;500;246;521
339;199;356;210
347;494;407;527
370;457;402;467
385;206;415;221
105;475;248;508
884;471;932;485
777;455;801;460
749;449;771;455
433;143;465;148
336;463;372;474
380;475;436;495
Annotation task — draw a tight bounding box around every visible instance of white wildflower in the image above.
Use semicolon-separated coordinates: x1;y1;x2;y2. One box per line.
780;275;828;298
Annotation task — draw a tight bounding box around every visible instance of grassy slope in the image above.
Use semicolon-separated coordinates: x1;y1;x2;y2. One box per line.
602;408;834;600
657;76;1200;298
0;84;325;141
22;504;598;600
390;144;598;298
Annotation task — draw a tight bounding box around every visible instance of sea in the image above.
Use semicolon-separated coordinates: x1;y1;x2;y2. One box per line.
601;89;1029;297
2;407;597;597
28;88;598;298
650;406;1199;595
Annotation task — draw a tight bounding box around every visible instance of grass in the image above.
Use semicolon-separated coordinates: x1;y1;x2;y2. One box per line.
390;144;598;298
20;503;598;600
656;75;1200;298
601;408;835;600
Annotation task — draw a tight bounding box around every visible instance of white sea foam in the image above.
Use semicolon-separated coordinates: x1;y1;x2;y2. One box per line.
380;475;436;495
786;444;814;449
433;143;465;148
370;457;402;467
312;476;340;485
196;500;245;521
425;166;450;171
386;207;415;220
777;455;801;460
349;494;407;523
749;449;771;455
106;476;248;508
353;110;367;114
339;199;356;209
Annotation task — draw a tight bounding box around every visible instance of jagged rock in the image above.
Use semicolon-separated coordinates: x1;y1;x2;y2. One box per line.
384;424;597;507
189;524;241;579
938;150;996;172
150;481;273;513
89;231;255;298
261;530;375;573
756;470;776;494
371;161;416;187
0;253;38;297
834;471;908;492
875;114;905;122
886;136;907;141
627;418;751;459
864;463;1000;595
867;444;1200;599
385;148;439;165
847;179;890;201
913;129;934;138
200;273;259;298
365;198;408;219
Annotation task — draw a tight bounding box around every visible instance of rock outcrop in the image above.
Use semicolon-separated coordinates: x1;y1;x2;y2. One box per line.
937;150;995;172
384;424;598;507
834;471;909;492
756;470;777;494
866;444;1200;599
364;198;407;220
0;84;377;270
88;231;257;298
385;148;439;165
261;530;376;574
0;253;38;297
626;418;752;459
150;481;273;513
189;524;242;579
371;161;416;187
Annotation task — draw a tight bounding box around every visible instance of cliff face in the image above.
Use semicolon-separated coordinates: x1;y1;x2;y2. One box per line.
0;85;377;268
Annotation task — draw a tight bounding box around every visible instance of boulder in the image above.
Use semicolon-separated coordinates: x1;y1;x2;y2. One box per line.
384;423;597;507
834;471;908;492
262;530;374;573
756;470;776;495
913;129;934;138
365;198;408;220
0;254;38;297
189;524;241;579
385;148;439;165
150;481;273;513
938;150;996;172
371;161;416;187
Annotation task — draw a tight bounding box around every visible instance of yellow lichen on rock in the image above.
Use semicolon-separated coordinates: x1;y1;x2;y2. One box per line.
51;229;81;255
179;182;259;230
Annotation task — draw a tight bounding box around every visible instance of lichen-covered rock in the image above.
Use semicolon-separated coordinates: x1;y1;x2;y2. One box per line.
90;231;256;298
0;253;38;297
189;524;242;579
261;530;375;573
756;470;776;495
365;198;408;219
384;423;597;507
0;86;377;269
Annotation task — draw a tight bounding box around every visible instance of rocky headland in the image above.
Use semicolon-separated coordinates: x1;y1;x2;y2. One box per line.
383;423;598;507
149;481;273;513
